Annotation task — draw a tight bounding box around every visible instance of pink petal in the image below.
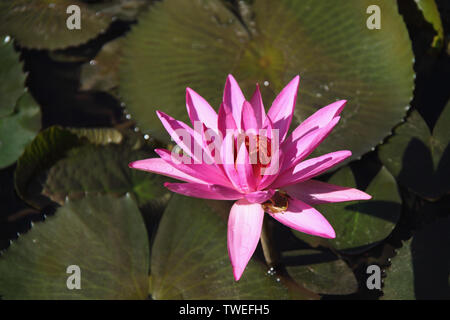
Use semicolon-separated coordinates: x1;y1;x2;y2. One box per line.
218;102;237;138
244;189;275;204
267;75;300;141
235;142;257;192
220;131;243;191
164;182;243;200
281;116;340;172
271;150;352;188
268;198;335;238
186;87;218;132
155;149;233;188
156;110;207;164
283;180;372;205
257;117;283;190
223;74;245;130
128;158;206;184
227;199;264;281
250;84;266;129
287;100;346;142
241;101;258;133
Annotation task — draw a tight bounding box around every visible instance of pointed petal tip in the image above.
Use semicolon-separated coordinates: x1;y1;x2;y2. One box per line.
128;161;136;169
233;267;244;281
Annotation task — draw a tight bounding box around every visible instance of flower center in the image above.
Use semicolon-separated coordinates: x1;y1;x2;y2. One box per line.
262;190;289;213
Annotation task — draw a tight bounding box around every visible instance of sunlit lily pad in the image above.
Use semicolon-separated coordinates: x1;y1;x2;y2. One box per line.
0;38;26;117
120;0;414;160
150;194;289;299
293;166;401;252
414;0;444;48
15;126;169;209
282;249;358;295
379;103;450;199
0;93;41;169
0;0;111;50
0;194;149;299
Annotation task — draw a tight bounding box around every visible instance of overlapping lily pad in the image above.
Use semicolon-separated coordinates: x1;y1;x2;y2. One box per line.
15;126;169;209
379;102;450;199
120;0;414;160
282;249;358;295
414;0;444;48
293;166;401;252
80;38;124;94
0;93;41;169
383;216;450;299
0;39;26;117
0;39;41;169
150;194;289;299
0;194;149;299
0;0;111;50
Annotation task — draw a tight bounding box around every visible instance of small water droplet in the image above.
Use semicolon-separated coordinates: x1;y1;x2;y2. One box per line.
316;93;322;98
134;127;140;132
89;60;97;66
144;134;150;140
263;81;269;87
125;114;131;120
3;35;11;43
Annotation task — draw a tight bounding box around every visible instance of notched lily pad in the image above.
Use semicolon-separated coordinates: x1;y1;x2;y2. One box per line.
120;0;414;160
383;216;450;300
414;0;444;48
151;194;289;299
0;0;111;50
293;166;401;253
15;126;169;209
0;38;26;117
0;194;149;299
379;102;450;199
282;249;358;295
0;92;41;169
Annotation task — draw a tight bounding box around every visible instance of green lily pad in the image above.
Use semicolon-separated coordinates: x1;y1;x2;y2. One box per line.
0;38;26;117
90;0;152;21
383;216;450;300
0;194;149;299
414;0;444;48
15;126;169;209
293;166;401;253
80;38;124;94
0;0;111;50
0;92;41;169
150;194;289;299
282;249;358;295
379;103;450;199
120;0;414;160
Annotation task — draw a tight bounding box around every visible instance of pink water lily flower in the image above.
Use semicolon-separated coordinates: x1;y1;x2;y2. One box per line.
129;75;371;281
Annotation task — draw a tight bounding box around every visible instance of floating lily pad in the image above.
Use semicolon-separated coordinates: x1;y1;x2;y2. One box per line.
0;93;41;169
120;0;414;160
150;194;289;299
282;249;358;295
379;103;450;199
0;38;26;117
0;0;111;50
293;166;401;253
80;38;124;94
15;126;169;209
414;0;444;48
383;216;450;300
90;0;152;21
0;194;149;299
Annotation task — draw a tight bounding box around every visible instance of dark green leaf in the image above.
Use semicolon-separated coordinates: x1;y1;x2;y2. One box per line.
293;166;401;252
151;194;289;299
379;102;450;199
0;194;149;299
120;0;414;162
283;249;358;295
